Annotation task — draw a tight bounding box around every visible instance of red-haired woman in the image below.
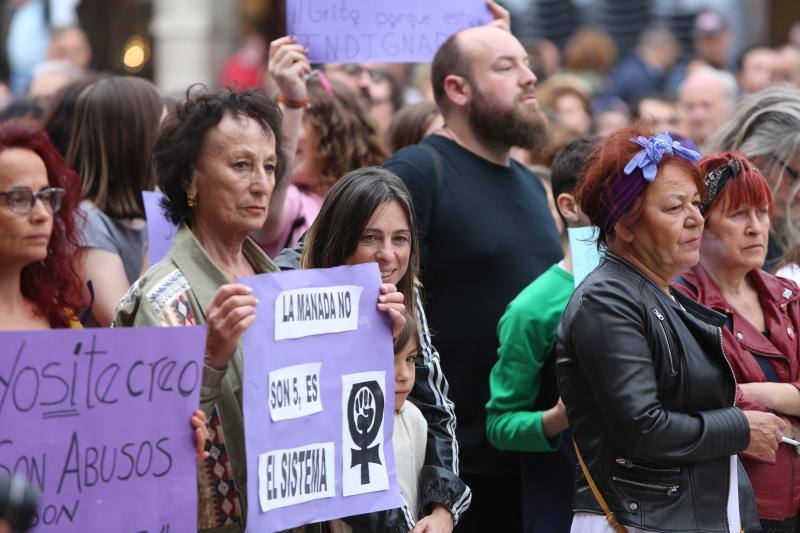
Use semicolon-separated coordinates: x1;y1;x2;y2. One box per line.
0;120;84;329
0;121;209;459
556;127;784;532
673;152;800;532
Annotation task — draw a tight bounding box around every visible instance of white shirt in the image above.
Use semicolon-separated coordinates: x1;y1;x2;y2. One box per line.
777;263;800;286
394;401;428;520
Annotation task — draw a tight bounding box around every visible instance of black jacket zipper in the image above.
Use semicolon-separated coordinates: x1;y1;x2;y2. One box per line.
652;308;677;375
615;457;680;473
612;475;679;495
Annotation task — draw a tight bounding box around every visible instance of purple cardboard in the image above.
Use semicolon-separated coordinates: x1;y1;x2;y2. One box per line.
242;262;403;532
286;0;492;63
0;326;206;532
143;191;178;267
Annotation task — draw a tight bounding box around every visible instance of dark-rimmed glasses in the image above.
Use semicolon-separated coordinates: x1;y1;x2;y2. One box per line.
0;186;65;215
771;156;800;182
340;64;387;84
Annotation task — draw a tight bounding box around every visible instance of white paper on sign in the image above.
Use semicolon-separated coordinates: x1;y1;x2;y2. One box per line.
568;226;602;287
274;285;363;340
258;441;336;512
341;371;389;497
268;362;323;421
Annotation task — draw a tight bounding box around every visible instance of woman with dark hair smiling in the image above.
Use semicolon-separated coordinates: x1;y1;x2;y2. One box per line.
299;166;469;533
674;152;800;532
556;126;784;532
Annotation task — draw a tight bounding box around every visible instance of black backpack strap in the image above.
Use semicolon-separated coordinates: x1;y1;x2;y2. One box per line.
420;142;445;215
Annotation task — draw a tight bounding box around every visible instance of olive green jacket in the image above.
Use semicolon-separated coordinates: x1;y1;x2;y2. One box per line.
114;224;277;533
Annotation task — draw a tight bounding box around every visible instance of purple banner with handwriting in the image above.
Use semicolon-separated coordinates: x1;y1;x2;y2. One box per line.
0;326;206;532
242;263;402;531
143;191;178;267
286;0;492;63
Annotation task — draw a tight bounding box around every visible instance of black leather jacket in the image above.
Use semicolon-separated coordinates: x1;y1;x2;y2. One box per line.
556;253;760;532
274;244;470;532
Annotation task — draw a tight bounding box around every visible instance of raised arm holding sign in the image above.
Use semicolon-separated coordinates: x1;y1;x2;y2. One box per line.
286;0;494;63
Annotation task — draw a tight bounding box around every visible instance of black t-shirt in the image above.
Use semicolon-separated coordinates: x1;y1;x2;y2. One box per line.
384;134;563;475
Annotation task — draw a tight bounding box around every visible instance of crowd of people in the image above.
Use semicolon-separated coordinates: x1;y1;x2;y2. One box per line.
3;2;800;533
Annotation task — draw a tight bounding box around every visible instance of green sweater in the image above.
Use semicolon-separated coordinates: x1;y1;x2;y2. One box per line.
486;264;574;452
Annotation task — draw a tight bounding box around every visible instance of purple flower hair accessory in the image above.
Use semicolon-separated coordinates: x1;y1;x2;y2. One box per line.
624;132;701;181
596;132;701;234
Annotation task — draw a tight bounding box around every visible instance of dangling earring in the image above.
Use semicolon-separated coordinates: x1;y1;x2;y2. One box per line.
187;192;197;207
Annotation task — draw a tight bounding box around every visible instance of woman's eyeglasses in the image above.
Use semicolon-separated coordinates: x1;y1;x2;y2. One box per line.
771;156;800;182
0;186;65;215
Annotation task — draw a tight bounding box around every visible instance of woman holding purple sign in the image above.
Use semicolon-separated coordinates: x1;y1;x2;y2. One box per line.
299;167;467;533
0;120;211;498
113;87;405;533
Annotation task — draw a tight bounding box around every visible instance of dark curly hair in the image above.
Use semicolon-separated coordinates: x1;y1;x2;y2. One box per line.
0;121;85;327
304;78;387;192
155;86;288;226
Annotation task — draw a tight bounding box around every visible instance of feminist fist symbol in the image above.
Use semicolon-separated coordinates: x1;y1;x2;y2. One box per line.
347;380;384;484
354;387;376;434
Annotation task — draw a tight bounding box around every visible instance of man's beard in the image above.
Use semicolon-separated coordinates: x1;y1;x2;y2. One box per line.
467;88;548;152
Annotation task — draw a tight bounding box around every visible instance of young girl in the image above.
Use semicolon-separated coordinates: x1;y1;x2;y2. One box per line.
328;316;427;533
391;316;427;521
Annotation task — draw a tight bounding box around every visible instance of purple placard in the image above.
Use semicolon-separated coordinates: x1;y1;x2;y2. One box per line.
143;191;178;267
242;262;403;531
286;0;492;63
0;326;206;532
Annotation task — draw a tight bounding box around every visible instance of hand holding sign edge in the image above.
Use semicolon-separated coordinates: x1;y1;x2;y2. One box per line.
204;283;259;370
377;283;405;339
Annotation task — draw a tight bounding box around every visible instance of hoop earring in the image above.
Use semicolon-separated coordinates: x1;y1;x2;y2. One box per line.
187;192;197;207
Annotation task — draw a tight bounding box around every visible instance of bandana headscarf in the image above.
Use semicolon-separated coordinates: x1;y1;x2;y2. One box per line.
699;158;741;214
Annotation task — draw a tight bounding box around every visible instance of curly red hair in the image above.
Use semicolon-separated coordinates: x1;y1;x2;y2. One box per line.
698;151;773;218
578;124;704;245
0;121;85;327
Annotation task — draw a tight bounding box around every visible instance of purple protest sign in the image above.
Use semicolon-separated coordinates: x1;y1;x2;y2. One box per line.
241;262;403;531
143;191;178;267
286;0;492;63
0;326;206;532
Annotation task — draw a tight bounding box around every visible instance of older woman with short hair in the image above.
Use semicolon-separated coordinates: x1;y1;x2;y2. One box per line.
114;88;404;533
114;88;284;531
673;152;800;532
707;85;800;271
556;126;785;533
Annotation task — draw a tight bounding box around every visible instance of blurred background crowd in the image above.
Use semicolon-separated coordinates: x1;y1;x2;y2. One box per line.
1;0;800;145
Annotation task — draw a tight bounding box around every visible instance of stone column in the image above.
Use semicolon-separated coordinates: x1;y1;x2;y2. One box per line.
150;0;239;96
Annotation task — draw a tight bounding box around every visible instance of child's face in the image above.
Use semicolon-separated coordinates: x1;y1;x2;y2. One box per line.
394;339;418;411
